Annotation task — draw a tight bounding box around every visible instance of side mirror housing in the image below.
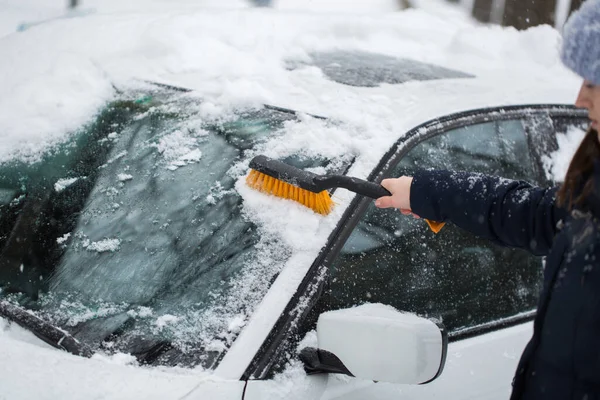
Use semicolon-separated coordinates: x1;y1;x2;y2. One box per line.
300;303;447;384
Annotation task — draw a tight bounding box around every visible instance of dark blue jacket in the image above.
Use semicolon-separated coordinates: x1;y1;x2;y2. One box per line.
410;169;600;400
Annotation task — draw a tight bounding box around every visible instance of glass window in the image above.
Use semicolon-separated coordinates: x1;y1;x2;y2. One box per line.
322;119;543;333
551;116;589;137
286;50;473;87
0;90;342;369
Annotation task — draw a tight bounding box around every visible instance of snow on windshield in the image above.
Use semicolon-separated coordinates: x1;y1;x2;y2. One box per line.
0;87;362;369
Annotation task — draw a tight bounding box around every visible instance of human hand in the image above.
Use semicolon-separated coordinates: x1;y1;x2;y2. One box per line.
374;176;419;218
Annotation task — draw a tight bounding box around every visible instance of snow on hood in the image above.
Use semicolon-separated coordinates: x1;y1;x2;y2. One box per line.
0;316;230;400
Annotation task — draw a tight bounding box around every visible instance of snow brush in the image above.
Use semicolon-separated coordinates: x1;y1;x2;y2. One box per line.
246;155;445;233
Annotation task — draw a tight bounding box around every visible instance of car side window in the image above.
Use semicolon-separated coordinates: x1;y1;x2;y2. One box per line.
543;116;589;183
323;119;543;333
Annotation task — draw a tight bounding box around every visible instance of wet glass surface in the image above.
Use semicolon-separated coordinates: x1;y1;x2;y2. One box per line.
326;119;543;332
0;89;337;368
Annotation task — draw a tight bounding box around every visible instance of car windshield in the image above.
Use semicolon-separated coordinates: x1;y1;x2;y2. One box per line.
0;87;337;369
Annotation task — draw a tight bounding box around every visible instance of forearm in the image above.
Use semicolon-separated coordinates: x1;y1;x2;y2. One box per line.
410;170;565;256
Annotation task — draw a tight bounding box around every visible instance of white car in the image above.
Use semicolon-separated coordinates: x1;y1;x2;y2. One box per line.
0;3;588;400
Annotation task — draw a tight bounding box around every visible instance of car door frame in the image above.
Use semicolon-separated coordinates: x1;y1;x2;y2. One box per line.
241;104;588;381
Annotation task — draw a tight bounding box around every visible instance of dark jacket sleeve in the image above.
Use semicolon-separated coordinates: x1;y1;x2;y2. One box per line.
410;170;566;256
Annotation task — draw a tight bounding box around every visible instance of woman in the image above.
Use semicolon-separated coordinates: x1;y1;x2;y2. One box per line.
375;1;600;399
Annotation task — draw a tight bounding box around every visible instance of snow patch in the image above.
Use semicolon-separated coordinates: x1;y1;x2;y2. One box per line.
206;182;235;205
104;151;128;166
543;125;587;181
155;314;180;331
127;306;154;318
92;352;139;366
54;177;80;192
297;330;318;352
82;238;121;253
166;148;203;170
117;173;133;182
227;314;246;334
36;293;129;327
154;130;204;170
321;302;419;320
56;233;71;245
0;317;55;350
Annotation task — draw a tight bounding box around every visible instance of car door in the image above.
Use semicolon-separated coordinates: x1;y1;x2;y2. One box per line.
243;105;589;400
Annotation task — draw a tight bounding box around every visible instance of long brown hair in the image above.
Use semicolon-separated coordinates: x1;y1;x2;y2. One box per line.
557;128;600;210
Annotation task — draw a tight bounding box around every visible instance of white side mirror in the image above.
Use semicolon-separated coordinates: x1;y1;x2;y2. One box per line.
300;303;447;384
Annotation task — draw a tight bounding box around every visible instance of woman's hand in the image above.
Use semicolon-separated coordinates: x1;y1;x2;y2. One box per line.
375;176;419;218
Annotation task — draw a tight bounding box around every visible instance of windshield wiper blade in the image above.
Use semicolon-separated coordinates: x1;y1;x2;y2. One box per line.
0;301;94;357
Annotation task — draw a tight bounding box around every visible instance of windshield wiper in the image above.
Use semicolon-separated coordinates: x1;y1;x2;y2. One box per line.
0;300;93;357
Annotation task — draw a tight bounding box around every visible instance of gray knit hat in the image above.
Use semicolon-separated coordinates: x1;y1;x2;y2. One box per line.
561;0;600;85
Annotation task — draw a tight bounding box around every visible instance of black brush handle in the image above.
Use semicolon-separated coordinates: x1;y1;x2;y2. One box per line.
249;155;320;192
316;176;391;199
249;155;391;197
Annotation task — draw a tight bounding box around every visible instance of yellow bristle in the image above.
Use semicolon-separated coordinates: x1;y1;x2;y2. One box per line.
247;170;257;185
246;170;334;215
266;177;275;192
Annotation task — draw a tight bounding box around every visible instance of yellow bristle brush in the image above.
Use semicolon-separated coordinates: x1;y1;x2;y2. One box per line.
246;155;445;234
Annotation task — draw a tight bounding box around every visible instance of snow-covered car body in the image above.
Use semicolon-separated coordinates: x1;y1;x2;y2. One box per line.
0;2;590;399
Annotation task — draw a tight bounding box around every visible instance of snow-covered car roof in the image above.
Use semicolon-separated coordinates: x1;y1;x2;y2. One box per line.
1;2;580;164
0;2;585;398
